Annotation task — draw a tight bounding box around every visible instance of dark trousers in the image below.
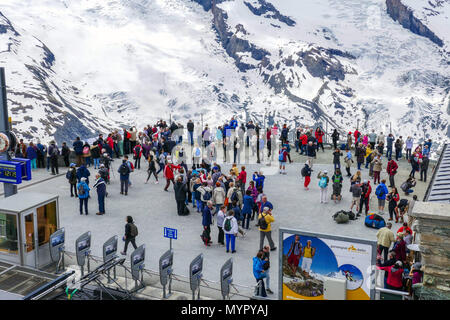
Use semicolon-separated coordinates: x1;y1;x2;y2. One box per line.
256;278;267;297
359;197;369;214
70;184;78;197
120;179;129;194
218;226;224;245
51;158;59;174
37;155;45;168
378;245;389;262
164;178;175;191
389;174;395;187
124;237;137;253
243;214;251;229
134;157;141;169
63;155;70;167
98;193;105;213
79;198;88;215
373;171;380;184
176;200;185;215
420;169;427;182
203;225;211;243
389;203;397;220
146;169;158;182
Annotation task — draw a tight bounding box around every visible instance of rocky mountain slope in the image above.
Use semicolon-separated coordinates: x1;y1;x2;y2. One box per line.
0;0;449;148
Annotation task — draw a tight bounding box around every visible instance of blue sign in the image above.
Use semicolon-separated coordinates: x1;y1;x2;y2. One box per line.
11;157;32;181
164;227;177;240
0;160;22;184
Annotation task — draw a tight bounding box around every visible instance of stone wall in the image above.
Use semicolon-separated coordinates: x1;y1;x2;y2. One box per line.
410;201;450;300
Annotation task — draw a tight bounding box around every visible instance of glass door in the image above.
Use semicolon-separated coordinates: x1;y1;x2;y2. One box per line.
36;201;57;268
21;211;37;268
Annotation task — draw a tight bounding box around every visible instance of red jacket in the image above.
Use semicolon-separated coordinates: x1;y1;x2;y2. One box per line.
266;130;271;140
107;136;114;149
164;164;180;180
133;145;143;158
238;171;247;184
387;160;398;176
300;134;308;145
354;130;360;142
378;266;404;288
315;131;324;143
363;182;372;198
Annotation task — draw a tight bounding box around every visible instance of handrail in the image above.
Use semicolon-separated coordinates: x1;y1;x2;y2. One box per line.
423;143;447;201
22;270;74;300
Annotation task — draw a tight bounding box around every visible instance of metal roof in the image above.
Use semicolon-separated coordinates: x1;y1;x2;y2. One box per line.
425;144;450;203
0;192;58;213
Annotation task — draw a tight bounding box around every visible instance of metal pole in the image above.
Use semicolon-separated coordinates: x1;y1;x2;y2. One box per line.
170;238;172;251
0;67;18;197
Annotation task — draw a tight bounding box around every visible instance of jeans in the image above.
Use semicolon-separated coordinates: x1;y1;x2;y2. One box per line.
378;245;389;262
357;161;362;170
334;162;341;170
79;198;88;215
386;147;392;159
188;131;194;145
196;200;204;212
120;179;129;194
226;233;236;252
98;193;105;213
30;158;37;169
93;158;100;169
243;214;251;229
255;278;267;297
265;270;271;290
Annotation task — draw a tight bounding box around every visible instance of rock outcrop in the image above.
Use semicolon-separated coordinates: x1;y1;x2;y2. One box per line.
386;0;444;47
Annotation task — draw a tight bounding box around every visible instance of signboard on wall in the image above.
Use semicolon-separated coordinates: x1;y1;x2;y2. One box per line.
279;228;377;300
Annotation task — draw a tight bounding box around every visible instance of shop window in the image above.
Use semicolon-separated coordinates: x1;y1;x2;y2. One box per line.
0;213;18;254
36;201;57;247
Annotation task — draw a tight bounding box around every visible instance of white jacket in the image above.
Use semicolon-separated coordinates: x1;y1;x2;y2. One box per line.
223;216;238;235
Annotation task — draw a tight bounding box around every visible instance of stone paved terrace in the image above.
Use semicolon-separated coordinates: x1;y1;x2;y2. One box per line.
0;144;435;298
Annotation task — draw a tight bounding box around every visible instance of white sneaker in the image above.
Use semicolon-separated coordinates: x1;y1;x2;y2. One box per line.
155;181;159;184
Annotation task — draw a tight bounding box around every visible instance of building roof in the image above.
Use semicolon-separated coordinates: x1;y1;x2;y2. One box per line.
0;192;58;213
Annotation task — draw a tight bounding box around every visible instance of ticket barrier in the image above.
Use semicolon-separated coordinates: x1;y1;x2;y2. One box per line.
159;249;173;299
75;231;91;277
189;254;203;300
130;244;146;292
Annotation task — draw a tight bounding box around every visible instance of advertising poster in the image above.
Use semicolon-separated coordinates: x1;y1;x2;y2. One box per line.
281;229;376;300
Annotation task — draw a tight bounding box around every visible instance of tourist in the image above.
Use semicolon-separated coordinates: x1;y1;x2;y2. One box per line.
121;216;138;255
77;177;90;215
93;173;107;215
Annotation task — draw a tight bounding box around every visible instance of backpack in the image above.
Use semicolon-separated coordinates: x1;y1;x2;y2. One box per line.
333;175;342;184
278;152;285;161
301;166;307;177
375;184;385;197
78;184;86;196
319;176;328;188
230;189;239;203
83;146;89;155
129;223;138;237
258;213;268;230
364;214;386;229
203;190;212;201
119;164;129;176
334;211;350;224
66;170;72;180
195;148;201;157
224;218;232;232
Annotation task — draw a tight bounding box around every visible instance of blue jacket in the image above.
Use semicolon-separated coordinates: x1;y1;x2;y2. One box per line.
376;183;389;200
253;174;265;189
253;257;266;280
386;136;395;148
230;119;238;129
76;165;90;182
77;182;90;199
73;140;84;155
202;206;212;226
242;195;254;215
26;146;37;160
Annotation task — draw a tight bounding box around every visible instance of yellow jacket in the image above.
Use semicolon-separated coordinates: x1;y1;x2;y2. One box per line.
231;166;239;176
376;227;394;248
258;212;275;232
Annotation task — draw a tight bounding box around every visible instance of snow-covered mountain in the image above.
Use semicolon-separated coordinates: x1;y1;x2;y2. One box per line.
0;0;449;148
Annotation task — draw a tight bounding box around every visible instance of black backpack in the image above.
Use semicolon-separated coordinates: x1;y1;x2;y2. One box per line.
134;146;141;159
258;213;268;230
224;218;232;232
129;223;138;237
203;190;212;201
119;164;130;175
301;166;307;177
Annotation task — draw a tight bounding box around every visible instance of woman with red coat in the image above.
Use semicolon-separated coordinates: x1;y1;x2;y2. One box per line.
377;261;404;291
163;160;181;191
315;128;325;152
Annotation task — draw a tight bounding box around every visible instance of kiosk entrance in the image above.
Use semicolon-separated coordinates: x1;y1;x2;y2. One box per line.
0;192;59;269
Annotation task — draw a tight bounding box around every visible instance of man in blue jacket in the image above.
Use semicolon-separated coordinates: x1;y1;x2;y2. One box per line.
229;117;238;130
93;174;107;215
386;134;395;159
73;137;84;167
77;177;90;215
253;251;267;297
375;179;389;215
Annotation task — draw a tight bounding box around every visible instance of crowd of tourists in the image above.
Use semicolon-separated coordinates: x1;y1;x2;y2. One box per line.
12;118;431;298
